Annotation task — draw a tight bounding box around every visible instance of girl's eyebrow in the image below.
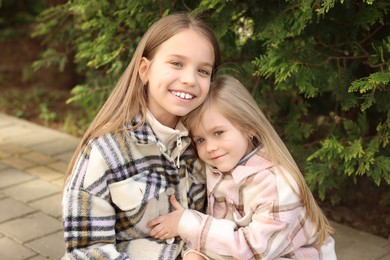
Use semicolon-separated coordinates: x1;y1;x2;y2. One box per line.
208;125;223;132
194;125;223;136
191;133;201;139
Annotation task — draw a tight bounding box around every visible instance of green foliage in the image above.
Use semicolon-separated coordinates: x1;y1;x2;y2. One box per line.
0;86;62;122
0;0;46;39
39;103;57;123
32;0;389;208
32;48;69;72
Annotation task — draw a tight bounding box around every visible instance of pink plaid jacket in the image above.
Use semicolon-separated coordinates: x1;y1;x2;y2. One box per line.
178;154;336;259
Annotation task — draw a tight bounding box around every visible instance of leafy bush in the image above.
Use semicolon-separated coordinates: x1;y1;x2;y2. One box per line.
0;0;45;39
32;0;389;209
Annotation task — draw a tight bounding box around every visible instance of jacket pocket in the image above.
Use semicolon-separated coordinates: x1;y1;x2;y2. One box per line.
109;178;147;211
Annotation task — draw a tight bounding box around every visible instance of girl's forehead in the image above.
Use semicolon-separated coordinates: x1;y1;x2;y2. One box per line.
197;106;229;129
155;29;214;62
202;104;223;119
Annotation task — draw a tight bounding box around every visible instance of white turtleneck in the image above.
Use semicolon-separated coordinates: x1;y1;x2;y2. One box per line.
145;111;189;166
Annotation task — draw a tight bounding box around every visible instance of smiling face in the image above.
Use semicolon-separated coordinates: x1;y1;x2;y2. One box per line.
138;29;214;128
192;104;252;172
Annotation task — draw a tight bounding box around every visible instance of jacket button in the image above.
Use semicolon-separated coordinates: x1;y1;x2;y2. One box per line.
166;186;175;196
166;237;175;244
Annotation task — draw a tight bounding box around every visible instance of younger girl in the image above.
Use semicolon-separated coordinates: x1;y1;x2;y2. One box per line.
62;13;220;259
148;75;336;259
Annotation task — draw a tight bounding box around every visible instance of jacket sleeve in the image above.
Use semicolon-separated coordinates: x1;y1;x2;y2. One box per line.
177;170;306;260
62;142;129;260
177;211;289;259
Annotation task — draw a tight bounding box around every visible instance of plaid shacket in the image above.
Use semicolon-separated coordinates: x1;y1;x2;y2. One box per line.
62;117;206;259
178;154;336;260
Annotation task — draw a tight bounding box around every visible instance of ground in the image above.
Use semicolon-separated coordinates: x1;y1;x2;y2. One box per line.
0;24;389;240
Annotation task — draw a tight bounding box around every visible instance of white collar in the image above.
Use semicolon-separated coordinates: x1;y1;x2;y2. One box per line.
145;110;188;149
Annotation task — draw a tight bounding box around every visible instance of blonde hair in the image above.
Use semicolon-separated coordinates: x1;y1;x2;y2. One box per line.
183;75;334;245
65;13;220;182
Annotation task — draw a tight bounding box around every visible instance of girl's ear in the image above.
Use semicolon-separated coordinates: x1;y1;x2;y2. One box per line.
247;130;259;145
138;57;151;84
247;130;256;139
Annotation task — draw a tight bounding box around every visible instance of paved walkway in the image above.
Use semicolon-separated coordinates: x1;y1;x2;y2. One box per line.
0;112;389;260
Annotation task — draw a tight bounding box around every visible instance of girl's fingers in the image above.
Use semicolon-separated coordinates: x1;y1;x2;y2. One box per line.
149;225;166;239
159;231;169;240
170;195;184;210
147;216;161;228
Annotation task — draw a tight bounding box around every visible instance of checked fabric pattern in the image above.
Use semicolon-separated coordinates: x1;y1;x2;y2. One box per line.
62;117;206;259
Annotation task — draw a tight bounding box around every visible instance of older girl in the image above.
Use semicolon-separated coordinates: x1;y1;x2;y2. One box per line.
62;13;220;259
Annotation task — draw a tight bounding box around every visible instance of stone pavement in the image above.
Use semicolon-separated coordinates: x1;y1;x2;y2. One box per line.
0;112;389;260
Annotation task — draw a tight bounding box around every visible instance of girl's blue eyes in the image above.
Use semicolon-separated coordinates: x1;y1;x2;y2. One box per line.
198;69;210;75
171;61;182;67
170;61;210;76
195;138;205;144
194;131;223;145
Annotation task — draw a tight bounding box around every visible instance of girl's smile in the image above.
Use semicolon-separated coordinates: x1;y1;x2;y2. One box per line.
139;29;214;128
170;90;194;100
211;153;226;160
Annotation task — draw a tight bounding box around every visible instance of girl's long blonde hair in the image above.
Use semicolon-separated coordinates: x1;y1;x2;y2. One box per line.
183;75;334;245
65;13;220;183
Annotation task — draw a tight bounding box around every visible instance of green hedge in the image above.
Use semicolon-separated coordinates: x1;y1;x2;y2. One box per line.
32;0;389;209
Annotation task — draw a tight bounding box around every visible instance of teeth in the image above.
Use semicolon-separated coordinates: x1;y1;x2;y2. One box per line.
171;91;193;100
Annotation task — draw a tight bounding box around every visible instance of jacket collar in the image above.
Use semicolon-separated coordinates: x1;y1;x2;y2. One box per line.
146;111;188;149
126;114;191;149
208;154;274;185
232;154;274;183
126;114;160;145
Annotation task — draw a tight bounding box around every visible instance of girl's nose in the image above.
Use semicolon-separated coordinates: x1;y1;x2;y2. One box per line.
206;140;218;152
180;68;196;86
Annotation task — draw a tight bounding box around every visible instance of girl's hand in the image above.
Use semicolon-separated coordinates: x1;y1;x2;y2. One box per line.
147;195;185;240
